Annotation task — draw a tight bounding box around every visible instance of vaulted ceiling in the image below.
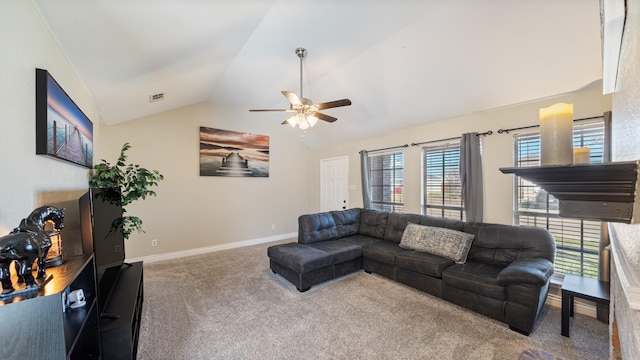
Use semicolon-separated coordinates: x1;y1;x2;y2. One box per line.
33;0;603;148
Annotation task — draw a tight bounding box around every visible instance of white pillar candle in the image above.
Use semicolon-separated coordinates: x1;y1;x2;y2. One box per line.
539;103;574;165
574;147;590;164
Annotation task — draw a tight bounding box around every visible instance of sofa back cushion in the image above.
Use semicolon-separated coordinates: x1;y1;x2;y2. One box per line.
298;212;338;244
463;222;556;265
359;209;389;239
378;212;466;244
331;208;361;238
417;214;465;232
384;212;426;243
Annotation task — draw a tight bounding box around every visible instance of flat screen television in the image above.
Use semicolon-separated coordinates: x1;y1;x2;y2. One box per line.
79;188;125;308
35;68;93;168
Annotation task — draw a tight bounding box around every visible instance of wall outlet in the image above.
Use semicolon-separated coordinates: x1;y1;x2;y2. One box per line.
114;245;122;253
151;239;158;247
271;224;276;230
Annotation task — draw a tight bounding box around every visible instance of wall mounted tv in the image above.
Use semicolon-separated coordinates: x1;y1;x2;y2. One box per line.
35;68;93;168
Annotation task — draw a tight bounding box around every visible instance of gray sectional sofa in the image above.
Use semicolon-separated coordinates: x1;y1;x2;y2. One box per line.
267;208;556;335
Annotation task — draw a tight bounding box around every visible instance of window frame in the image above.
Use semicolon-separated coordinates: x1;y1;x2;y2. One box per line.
421;140;464;220
513;119;606;279
368;150;405;213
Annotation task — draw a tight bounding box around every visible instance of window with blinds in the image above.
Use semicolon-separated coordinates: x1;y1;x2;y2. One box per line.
514;119;605;279
422;141;464;220
369;151;404;212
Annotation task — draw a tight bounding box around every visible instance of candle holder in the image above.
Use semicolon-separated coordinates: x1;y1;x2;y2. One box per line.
539;103;573;166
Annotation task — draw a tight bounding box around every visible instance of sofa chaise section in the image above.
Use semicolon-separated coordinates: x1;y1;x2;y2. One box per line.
268;211;363;292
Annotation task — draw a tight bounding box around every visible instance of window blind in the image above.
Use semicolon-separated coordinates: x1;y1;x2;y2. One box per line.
422;141;464;220
514;120;605;279
369;151;404;212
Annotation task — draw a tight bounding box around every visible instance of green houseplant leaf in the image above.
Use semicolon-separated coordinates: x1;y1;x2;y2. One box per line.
89;143;164;239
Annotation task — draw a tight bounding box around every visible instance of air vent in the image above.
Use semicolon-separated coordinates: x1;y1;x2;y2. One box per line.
149;92;165;103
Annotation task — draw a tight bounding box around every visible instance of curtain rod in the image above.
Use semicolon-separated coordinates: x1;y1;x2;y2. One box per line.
410;130;493;147
497;115;603;134
359;144;409;154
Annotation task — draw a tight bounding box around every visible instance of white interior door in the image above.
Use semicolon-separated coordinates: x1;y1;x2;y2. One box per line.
320;156;349;212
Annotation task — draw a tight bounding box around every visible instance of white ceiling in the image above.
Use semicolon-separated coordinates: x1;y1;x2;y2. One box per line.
32;0;604;148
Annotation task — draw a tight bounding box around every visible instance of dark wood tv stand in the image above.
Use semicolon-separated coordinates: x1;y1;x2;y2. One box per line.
99;261;144;360
0;255;101;359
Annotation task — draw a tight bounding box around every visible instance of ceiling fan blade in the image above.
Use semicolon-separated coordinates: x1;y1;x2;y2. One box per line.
281;114;296;125
281;91;302;106
316;99;352;110
315;112;337;123
249;109;291;112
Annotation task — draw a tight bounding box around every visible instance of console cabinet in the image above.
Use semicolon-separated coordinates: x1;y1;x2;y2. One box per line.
0;254;101;359
100;261;144;360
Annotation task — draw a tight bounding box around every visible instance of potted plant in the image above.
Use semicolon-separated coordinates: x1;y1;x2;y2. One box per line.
89;143;164;239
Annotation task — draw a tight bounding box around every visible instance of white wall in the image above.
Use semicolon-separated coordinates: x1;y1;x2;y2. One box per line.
0;1;100;253
102;81;611;260
608;0;640;358
0;1;614;264
311;82;611;225
97;102;313;259
0;1;311;261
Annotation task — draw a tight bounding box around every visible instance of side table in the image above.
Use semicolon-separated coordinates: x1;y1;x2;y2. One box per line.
561;274;610;337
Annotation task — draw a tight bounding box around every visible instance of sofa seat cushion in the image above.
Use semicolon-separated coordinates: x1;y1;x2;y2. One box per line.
341;235;381;247
396;251;454;278
442;261;507;300
267;243;332;274
308;240;362;264
362;241;410;265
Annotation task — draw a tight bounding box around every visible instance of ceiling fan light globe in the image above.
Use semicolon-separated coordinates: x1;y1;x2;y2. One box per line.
299;121;310;130
307;114;318;127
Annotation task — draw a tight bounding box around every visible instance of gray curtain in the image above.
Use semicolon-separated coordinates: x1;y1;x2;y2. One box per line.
360;150;373;209
460;133;483;222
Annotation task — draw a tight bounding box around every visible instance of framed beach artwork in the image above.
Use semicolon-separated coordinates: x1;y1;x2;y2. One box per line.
35;68;93;168
199;126;269;177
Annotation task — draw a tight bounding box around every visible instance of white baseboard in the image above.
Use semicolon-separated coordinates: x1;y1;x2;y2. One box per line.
546;292;597;318
125;232;297;264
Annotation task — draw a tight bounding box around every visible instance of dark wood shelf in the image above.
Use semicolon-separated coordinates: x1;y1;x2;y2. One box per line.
500;161;640;223
100;261;144;360
0;254;101;359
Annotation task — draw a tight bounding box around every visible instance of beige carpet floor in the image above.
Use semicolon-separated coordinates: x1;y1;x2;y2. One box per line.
136;240;609;360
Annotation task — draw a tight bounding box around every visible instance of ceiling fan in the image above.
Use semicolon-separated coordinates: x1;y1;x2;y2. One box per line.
249;47;352;130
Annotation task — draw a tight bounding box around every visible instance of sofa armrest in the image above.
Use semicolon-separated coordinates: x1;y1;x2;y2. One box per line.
497;259;554;286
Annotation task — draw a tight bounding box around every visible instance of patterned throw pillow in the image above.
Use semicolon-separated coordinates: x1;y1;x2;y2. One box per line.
400;223;475;264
